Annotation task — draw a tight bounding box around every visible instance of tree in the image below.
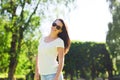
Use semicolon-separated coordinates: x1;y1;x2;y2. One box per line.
0;0;41;79
106;0;120;75
64;41;113;80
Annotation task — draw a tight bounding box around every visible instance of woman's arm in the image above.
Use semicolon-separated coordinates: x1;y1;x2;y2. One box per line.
34;55;39;80
54;47;64;80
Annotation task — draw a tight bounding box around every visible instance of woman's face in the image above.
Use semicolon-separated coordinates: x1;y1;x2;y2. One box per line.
51;20;63;34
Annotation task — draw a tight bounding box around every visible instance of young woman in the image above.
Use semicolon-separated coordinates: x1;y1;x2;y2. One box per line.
34;19;71;80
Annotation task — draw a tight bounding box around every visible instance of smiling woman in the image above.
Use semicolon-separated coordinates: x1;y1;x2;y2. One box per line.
35;19;71;80
68;0;112;42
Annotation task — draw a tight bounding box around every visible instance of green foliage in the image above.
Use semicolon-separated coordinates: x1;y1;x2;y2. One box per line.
30;16;40;27
0;53;9;73
64;41;113;80
0;18;11;74
0;0;41;79
15;39;39;75
23;11;29;20
107;0;120;76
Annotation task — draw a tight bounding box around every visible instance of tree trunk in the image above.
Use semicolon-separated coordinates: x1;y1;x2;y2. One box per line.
105;52;113;80
8;33;18;80
8;56;18;80
7;0;40;79
91;63;96;80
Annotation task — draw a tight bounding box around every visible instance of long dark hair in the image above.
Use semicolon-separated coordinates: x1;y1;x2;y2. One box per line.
55;19;71;54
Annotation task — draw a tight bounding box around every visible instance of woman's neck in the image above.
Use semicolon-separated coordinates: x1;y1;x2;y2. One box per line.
48;33;58;39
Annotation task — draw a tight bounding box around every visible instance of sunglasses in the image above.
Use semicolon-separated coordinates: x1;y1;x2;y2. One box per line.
52;22;62;30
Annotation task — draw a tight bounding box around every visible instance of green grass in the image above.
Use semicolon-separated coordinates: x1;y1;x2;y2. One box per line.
0;73;25;79
0;73;8;78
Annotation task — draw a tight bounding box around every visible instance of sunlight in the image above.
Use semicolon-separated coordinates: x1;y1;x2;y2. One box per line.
68;0;112;42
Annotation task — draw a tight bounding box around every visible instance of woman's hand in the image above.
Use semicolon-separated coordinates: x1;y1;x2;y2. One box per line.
53;76;59;80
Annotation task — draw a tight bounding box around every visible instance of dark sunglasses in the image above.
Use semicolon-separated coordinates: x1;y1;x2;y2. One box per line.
52;23;62;30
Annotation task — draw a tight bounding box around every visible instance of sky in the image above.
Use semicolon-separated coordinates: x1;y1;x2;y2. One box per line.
40;0;112;42
68;0;112;42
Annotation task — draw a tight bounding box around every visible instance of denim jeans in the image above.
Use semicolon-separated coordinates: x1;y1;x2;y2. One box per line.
41;73;63;80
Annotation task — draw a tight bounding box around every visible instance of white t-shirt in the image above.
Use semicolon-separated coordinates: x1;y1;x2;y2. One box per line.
38;36;64;75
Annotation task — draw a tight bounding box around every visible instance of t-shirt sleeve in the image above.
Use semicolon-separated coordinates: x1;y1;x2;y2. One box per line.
56;38;64;48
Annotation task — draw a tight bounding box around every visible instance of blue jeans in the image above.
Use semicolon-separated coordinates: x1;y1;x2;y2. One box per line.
41;73;63;80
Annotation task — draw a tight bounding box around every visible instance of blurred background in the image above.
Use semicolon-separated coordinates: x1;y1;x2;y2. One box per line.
0;0;120;80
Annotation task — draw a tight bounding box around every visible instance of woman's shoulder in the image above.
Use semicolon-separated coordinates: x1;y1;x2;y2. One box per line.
56;37;64;43
57;37;62;40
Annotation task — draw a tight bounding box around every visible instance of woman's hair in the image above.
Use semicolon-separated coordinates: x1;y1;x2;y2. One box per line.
55;19;71;54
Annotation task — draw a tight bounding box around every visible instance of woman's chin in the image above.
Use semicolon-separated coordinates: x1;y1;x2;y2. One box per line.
51;29;57;32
